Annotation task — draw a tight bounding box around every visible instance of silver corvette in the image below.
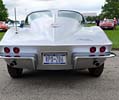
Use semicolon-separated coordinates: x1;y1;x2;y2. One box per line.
0;10;115;78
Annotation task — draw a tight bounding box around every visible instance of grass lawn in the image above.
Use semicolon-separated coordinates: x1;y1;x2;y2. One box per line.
105;26;119;49
0;25;119;48
0;32;5;40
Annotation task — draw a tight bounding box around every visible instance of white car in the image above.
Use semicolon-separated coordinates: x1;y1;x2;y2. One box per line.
0;10;115;78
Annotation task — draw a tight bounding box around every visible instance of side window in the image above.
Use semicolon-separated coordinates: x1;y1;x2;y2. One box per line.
58;10;84;24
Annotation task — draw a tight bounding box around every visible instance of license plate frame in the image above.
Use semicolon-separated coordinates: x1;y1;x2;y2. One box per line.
42;52;67;65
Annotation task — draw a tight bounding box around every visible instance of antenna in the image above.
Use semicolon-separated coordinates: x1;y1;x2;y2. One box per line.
14;8;18;34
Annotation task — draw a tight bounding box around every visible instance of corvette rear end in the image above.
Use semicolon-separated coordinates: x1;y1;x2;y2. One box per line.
0;10;115;78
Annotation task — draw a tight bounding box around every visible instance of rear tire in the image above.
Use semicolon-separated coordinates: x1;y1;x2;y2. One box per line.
88;64;104;77
7;65;23;78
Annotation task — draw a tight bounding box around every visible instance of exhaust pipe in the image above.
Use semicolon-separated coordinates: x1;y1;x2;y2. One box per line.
10;61;17;67
93;60;100;67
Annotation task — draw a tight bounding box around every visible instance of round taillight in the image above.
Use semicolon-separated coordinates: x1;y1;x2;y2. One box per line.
13;47;20;54
4;47;10;53
100;46;106;53
90;47;96;53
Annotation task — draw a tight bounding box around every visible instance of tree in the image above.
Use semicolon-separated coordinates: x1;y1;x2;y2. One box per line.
0;0;8;21
86;16;100;22
101;0;119;19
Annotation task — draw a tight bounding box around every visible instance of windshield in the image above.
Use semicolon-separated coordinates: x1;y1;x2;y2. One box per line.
25;10;84;25
103;19;114;23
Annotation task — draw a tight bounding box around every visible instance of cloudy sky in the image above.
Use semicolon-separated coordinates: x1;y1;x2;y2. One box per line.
3;0;105;20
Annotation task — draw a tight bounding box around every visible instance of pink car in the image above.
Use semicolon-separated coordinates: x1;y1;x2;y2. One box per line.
0;21;8;31
99;19;115;30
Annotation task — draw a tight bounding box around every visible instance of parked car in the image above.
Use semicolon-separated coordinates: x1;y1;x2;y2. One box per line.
99;19;115;30
0;10;115;78
0;21;8;31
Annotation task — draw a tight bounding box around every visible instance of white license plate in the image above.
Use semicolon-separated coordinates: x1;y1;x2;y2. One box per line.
43;53;67;65
104;27;108;28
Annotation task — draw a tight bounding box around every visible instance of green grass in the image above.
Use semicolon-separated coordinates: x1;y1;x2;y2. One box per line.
104;26;119;48
0;32;5;40
0;25;119;48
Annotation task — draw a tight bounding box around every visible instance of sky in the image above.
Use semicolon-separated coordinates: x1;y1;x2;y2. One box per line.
3;0;106;20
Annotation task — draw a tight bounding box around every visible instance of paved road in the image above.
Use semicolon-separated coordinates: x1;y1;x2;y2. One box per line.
0;51;119;100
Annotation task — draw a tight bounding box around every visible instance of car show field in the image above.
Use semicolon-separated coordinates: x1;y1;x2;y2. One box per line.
0;0;119;99
105;26;119;49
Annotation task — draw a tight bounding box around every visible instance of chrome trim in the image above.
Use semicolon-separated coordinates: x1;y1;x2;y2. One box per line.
0;53;37;69
73;52;116;59
0;52;116;70
0;56;34;60
73;52;116;69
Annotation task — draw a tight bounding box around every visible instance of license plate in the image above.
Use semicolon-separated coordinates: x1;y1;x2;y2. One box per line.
104;27;108;29
43;53;67;65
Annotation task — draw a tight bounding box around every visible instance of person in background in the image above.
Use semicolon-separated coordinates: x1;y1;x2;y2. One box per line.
117;18;119;25
113;17;117;29
95;18;100;26
104;17;107;21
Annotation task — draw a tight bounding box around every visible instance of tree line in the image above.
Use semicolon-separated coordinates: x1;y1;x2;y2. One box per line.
0;0;8;21
87;0;119;21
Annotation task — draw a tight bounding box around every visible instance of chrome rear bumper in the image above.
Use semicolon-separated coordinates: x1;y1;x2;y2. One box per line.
0;52;116;70
73;52;116;69
0;53;37;69
73;52;116;59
